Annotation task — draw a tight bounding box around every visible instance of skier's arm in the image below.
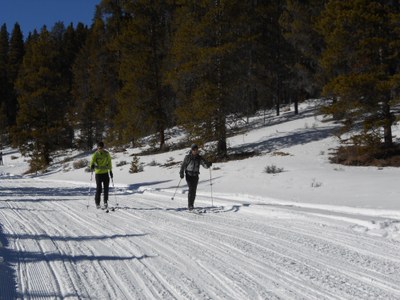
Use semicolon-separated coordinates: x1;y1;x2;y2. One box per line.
200;156;212;169
180;156;188;178
108;153;113;178
107;153;112;171
89;153;96;171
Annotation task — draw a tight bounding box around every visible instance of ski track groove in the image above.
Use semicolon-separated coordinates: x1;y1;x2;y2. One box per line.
260;220;400;288
141;191;400;299
112;197;374;299
10;198;96;299
0;202;27;299
220;215;400;299
0;196;64;299
1;185;124;298
21;201;98;300
121;192;400;300
50;195;194;300
49;200;155;300
106;205;213;299
1;178;400;299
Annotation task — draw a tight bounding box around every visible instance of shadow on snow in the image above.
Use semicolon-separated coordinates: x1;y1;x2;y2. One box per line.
0;223;18;300
0;223;153;299
231;126;337;154
0;186;93;198
126;180;173;193
4;233;148;242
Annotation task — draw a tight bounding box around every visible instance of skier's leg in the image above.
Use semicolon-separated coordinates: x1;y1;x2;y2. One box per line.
186;175;199;209
95;174;102;206
191;176;199;208
103;174;110;206
186;176;193;209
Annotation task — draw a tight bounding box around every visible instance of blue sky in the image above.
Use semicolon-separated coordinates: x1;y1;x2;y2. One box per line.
0;0;101;36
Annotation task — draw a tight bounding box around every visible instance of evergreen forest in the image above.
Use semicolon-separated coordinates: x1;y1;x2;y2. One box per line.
1;0;400;169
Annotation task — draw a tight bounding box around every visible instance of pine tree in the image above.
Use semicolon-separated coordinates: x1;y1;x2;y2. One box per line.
60;22;89;147
234;1;286;118
95;0;126;141
14;27;71;168
280;0;326;114
71;1;125;149
7;23;24;127
0;24;9;135
255;1;294;117
71;18;110;149
317;0;400;149
114;0;175;149
167;1;287;156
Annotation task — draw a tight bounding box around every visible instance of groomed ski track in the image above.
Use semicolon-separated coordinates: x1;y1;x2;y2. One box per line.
1;176;400;299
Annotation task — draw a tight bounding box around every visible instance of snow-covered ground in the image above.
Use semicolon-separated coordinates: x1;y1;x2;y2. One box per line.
1;100;400;299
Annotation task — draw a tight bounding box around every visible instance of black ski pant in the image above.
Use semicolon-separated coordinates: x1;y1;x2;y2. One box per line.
186;174;199;208
95;173;110;205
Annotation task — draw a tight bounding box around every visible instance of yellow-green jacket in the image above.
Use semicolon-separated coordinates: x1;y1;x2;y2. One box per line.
90;150;112;174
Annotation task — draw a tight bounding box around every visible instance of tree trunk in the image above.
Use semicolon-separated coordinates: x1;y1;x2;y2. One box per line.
276;99;280;116
216;114;227;157
159;121;165;150
294;96;299;115
383;101;393;148
384;124;393;148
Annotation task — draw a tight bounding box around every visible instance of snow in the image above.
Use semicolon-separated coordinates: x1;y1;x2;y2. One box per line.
1;100;400;299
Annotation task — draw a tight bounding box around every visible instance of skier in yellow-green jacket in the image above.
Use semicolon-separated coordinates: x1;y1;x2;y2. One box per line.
90;141;113;209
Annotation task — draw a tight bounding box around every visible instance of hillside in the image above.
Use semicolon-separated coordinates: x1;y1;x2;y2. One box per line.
1;100;400;299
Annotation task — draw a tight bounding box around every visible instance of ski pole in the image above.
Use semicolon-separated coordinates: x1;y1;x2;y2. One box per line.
209;168;214;207
171;178;182;200
87;171;93;209
111;177;118;209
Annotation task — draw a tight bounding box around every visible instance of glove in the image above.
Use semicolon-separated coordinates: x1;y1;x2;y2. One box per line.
208;162;212;168
109;171;113;179
180;173;184;179
90;165;95;172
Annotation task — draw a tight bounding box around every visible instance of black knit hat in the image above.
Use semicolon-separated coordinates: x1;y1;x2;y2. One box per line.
191;143;198;150
97;141;104;148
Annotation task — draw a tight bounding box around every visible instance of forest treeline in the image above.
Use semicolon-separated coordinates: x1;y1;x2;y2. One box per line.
1;0;400;169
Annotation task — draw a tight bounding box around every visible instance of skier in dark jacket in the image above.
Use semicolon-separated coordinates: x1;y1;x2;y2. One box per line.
180;144;212;210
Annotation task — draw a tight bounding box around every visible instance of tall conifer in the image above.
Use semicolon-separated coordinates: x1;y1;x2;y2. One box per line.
7;23;24;127
280;0;326;113
0;24;9;135
167;1;286;156
14;27;70;168
72;18;109;149
114;0;175;149
317;0;400;148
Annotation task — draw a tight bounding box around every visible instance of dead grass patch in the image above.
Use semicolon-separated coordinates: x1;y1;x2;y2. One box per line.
330;144;400;167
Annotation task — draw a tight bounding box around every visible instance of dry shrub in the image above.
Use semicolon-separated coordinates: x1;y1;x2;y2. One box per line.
272;151;292;156
330;144;400;167
73;159;88;169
